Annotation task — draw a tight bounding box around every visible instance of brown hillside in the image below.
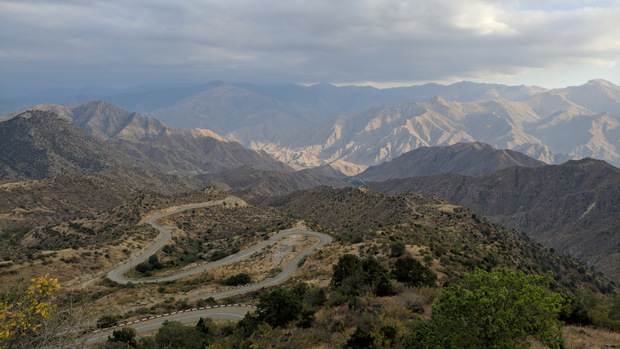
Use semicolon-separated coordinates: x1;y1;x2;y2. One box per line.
368;158;620;282
0;110;148;183
256;186;615;295
202;164;349;200
0;167;206;231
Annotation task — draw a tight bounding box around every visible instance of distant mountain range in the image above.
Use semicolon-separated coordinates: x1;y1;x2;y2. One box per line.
253;80;620;169
368;158;620;282
145;81;545;145
3;79;618;170
0;79;546;121
0;102;346;198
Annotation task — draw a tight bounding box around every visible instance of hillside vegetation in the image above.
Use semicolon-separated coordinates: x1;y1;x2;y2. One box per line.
257;186;614;295
1;186;618;348
0;111;146;183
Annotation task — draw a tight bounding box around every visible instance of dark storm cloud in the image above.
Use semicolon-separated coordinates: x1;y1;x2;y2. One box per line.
0;0;618;92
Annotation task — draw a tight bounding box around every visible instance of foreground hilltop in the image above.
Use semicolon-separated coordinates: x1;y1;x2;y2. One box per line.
256;186;614;294
1;182;617;347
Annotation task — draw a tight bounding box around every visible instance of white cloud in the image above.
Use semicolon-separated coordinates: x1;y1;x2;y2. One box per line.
0;0;618;91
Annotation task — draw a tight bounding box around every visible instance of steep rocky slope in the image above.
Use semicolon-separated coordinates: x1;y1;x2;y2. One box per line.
107;134;292;175
0;110;147;183
8;101;293;176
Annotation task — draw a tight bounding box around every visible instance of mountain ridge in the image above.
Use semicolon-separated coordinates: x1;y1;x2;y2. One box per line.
4;80;617;170
356;141;545;181
250;79;620;168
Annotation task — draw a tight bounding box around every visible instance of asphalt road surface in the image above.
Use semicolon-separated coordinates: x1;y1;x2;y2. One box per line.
107;197;238;284
85;306;251;345
88;197;332;344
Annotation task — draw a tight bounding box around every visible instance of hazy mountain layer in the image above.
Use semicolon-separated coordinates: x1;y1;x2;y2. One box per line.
252;80;620;169
5;80;616;169
368;158;620;282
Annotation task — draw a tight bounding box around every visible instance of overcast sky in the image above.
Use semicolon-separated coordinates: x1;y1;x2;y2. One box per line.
1;0;618;96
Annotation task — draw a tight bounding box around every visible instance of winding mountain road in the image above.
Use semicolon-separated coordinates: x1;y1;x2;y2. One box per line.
90;196;332;343
107;197;238;284
86;306;251;345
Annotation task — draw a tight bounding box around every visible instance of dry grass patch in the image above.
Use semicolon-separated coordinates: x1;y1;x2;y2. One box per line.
530;326;620;349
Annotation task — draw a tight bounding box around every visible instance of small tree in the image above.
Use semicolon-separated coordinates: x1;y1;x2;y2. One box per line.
155;320;204;349
221;273;251;286
332;254;362;287
403;268;566;349
108;327;137;347
256;287;302;328
345;326;376;349
374;273;396;297
390;241;406;257
97;315;119;329
392;256;436;287
196;317;215;341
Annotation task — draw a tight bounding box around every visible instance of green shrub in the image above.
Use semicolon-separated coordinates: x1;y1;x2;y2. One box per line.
220;273;251;286
209;250;228;261
403;268;565;349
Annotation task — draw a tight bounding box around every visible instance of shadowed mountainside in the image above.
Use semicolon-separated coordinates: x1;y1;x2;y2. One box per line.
356;142;545;182
367;158;620;282
201;164;349;200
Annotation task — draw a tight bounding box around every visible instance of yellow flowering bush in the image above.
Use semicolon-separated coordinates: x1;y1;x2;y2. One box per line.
0;274;60;348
